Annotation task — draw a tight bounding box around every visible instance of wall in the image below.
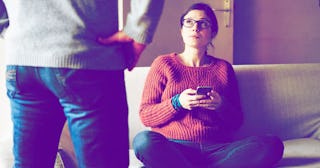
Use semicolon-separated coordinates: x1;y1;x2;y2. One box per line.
234;0;320;64
132;0;320;66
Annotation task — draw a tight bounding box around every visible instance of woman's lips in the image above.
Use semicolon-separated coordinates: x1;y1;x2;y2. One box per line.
189;35;200;38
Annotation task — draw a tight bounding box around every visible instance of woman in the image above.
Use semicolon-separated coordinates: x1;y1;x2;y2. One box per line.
133;3;284;168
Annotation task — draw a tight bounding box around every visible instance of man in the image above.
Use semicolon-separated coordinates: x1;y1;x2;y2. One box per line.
0;0;164;167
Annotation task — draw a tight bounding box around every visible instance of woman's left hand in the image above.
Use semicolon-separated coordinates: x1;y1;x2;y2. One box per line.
197;90;222;110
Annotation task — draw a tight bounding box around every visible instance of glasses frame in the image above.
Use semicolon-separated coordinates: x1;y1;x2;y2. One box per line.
182;18;212;29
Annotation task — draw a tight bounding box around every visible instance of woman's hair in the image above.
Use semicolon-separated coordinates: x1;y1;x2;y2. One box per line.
180;3;218;38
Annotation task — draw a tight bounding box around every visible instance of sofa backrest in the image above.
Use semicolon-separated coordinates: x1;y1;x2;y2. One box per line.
233;64;320;140
125;67;150;146
125;64;320;145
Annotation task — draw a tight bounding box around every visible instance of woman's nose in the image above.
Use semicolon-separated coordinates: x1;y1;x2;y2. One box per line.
192;23;201;32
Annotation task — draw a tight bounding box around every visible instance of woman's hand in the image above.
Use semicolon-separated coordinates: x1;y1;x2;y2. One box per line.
178;89;222;111
198;90;222;110
179;89;198;110
178;88;206;110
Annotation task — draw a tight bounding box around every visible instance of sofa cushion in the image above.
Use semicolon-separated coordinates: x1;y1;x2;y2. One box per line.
0;136;13;168
233;64;320;140
277;138;320;167
125;67;151;148
55;149;78;168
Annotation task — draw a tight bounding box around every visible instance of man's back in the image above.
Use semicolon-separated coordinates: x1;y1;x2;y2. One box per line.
1;0;163;70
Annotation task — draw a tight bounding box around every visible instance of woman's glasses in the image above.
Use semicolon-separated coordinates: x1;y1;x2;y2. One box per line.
182;18;211;29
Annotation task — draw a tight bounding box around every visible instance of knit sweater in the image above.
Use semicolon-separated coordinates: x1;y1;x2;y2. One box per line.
0;0;163;70
140;53;243;142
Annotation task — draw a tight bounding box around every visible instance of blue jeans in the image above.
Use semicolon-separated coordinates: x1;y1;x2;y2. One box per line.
133;131;284;168
6;66;129;168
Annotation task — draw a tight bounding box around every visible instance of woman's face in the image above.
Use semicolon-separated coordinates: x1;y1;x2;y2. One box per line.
181;10;213;49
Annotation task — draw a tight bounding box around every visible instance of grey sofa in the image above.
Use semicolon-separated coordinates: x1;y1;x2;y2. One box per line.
1;63;320;167
59;63;320;168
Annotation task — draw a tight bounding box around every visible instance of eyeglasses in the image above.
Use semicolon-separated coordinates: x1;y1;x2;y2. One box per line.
182;18;211;29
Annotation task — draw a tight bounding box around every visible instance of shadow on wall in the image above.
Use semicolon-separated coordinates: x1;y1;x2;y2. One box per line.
233;0;320;64
233;0;256;65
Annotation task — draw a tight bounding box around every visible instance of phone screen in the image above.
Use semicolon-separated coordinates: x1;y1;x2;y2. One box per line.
196;86;212;95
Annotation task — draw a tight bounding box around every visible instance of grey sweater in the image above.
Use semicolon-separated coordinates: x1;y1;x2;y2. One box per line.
0;0;164;70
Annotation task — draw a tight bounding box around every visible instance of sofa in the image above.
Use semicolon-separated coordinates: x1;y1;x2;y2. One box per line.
1;63;320;167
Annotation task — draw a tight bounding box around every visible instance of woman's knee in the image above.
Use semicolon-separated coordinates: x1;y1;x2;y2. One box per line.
133;131;167;153
251;135;284;162
236;135;284;167
263;135;284;158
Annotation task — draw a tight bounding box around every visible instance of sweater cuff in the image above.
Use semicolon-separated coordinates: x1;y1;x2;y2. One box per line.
171;94;183;111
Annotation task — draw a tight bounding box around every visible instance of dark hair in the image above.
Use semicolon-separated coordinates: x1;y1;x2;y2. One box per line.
180;3;218;38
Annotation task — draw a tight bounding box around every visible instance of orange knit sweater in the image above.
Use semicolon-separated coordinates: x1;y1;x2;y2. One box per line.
139;53;243;142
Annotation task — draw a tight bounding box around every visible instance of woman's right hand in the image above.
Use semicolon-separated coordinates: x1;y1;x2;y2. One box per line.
179;88;207;110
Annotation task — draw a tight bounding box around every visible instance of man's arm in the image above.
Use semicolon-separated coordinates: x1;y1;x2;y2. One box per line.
123;0;164;44
0;1;9;37
98;0;164;71
98;31;146;71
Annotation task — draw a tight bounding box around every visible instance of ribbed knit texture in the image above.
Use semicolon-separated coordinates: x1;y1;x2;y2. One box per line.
140;53;243;142
0;0;163;70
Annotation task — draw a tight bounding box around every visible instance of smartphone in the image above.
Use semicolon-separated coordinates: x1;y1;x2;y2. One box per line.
196;86;213;95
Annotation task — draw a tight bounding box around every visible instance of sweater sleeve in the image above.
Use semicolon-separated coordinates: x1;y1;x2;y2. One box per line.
216;62;243;133
139;56;179;127
123;0;164;44
0;1;9;37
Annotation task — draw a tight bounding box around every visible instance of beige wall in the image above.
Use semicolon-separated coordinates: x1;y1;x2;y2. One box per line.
131;0;320;65
234;0;320;64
